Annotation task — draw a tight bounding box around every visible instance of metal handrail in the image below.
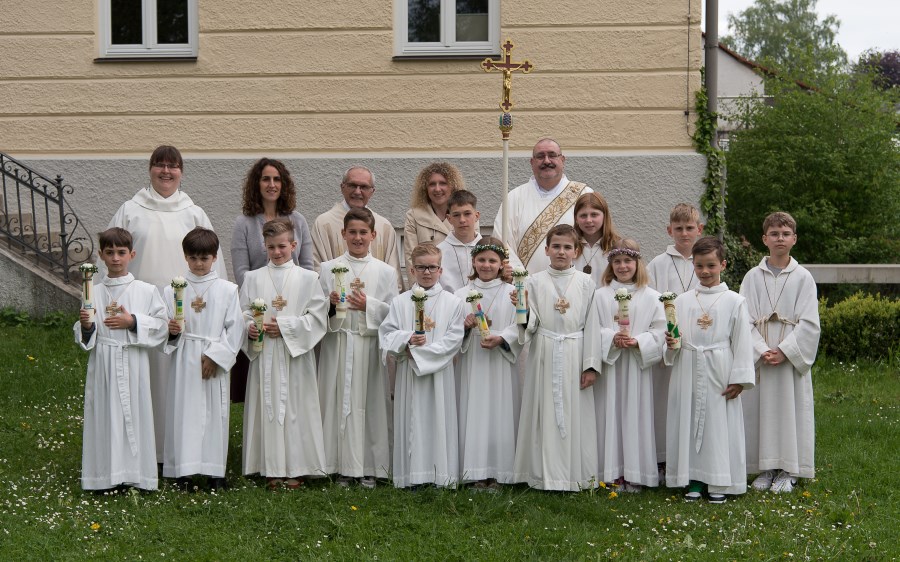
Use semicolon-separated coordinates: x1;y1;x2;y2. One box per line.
0;151;94;283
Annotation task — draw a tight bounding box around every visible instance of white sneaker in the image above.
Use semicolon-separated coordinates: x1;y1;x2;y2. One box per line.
360;477;376;489
770;471;797;493
336;476;353;488
751;470;776;491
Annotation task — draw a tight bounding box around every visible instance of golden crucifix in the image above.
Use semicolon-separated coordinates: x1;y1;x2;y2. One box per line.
481;39;534;112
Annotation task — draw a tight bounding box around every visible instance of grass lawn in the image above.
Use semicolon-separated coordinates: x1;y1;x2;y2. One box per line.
0;319;897;560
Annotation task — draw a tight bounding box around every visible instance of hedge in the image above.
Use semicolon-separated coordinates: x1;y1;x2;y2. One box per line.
818;293;900;361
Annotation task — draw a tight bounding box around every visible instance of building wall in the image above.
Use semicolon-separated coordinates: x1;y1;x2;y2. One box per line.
2;0;705;277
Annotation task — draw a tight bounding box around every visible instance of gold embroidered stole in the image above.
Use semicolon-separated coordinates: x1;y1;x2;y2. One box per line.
516;181;587;267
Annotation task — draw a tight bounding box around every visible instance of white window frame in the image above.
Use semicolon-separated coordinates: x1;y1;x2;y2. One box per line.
394;0;499;57
98;0;199;58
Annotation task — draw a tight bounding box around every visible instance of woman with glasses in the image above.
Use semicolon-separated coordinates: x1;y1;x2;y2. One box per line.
229;157;314;402
402;162;468;264
103;144;228;466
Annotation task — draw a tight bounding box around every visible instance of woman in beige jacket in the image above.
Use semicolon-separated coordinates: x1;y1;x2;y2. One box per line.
402;162;466;264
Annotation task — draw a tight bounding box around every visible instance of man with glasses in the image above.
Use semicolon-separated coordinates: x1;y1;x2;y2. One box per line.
492;138;592;273
311;166;403;290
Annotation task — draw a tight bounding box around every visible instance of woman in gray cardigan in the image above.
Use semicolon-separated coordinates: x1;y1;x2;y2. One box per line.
230;157;314;401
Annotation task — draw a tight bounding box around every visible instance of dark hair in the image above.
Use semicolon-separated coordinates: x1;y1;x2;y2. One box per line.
241;158;297;217
343;207;376;231
692;236;726;261
467;236;506;280
148;145;183;171
448;189;478;211
545;224;581;256
762;211;797;234
262;217;295;241
98;227;134;251
182;227;219;255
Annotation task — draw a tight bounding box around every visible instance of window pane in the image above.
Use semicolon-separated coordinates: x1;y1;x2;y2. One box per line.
110;0;142;45
456;0;488;42
157;0;189;44
408;0;440;43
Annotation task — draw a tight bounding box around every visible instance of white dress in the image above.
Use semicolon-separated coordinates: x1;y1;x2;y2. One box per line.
491;176;592;273
647;246;699;462
572;241;609;287
454;279;523;483
513;267;599;491
317;253;399;479
239;262;329;478
740;257;820;478
664;284;755;495
161;271;244;478
436;233;482;294
104;187;228;461
584;281;666;486
75;274;168;490
379;283;466;488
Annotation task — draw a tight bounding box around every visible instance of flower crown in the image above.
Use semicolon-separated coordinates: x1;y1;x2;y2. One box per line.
607;247;641;262
471;243;509;260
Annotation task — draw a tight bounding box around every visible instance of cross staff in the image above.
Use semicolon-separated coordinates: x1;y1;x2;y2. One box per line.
481;39;534;258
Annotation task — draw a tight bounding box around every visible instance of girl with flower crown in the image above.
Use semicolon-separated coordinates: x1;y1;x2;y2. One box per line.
454;237;523;491
584;238;667;493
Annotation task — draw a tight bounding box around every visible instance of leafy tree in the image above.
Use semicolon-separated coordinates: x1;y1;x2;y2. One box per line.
855;50;900;91
724;68;900;265
721;0;847;82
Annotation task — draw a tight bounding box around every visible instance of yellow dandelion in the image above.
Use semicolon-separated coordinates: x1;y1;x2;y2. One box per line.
350;505;358;511
599;481;607;489
27;355;35;361
608;491;618;499
802;491;811;498
90;522;100;531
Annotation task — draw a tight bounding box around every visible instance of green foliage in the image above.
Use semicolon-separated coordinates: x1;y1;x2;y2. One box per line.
819;293;900;361
721;0;847;83
0;308;77;328
724;68;900;264
691;70;726;236
722;232;765;290
0;307;30;327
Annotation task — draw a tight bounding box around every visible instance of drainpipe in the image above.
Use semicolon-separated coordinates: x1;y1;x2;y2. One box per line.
705;0;718;149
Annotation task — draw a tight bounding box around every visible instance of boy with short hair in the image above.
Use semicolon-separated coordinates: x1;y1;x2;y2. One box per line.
162;227;244;491
436;190;482;294
647;203;705;473
379;243;466;488
240;218;329;490
740;212;820;493
76;227;169;491
318;208;399;488
664;236;754;503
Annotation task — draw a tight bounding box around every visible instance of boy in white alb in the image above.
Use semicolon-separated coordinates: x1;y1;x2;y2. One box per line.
162;227;244;491
76;227;168;491
664;236;754;504
240;218;329;490
513;224;599;491
646;203;704;475
436;190;482;294
740;212;820;494
379;243;466;488
318;208;399;488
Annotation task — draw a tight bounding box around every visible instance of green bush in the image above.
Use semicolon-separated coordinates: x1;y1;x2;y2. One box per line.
722;232;765;291
819;293;900;361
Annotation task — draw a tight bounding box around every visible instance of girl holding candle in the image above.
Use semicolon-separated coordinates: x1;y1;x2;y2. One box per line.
317;208;399;488
454;237;523;491
584;239;667;492
378;244;466;489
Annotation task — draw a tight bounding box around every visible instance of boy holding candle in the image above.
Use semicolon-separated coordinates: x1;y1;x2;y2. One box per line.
318;208;399;488
664;236;754;503
740;212;820;494
378;244;466;488
161;227;244;491
239;218;329;490
436;190;482;293
76;227;169;491
647;203;704;479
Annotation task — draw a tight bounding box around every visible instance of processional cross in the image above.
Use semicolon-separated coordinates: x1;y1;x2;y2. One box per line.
481;40;534;113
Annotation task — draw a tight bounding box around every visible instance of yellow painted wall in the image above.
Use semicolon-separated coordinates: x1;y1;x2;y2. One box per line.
0;0;701;155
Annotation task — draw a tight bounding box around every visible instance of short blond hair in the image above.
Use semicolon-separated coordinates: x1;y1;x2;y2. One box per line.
670;203;701;225
409;243;442;265
262;217;294;241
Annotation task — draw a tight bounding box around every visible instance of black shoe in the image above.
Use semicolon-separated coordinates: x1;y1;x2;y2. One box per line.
208;477;228;491
176;477;195;492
